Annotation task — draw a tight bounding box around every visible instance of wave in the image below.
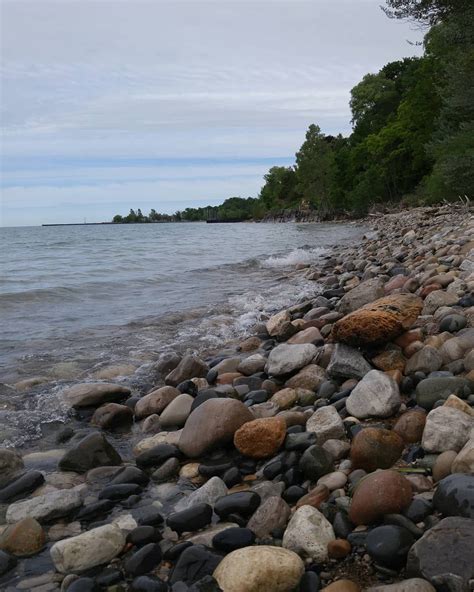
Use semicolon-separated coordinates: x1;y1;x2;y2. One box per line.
261;246;326;268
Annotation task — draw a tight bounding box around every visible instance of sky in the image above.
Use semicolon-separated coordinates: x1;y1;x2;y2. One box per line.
0;0;423;227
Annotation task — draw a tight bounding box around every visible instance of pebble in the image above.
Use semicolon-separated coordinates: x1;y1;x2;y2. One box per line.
350;427;404;471
366;525;415;568
167;503;213;534
212;527;255;552
233;417;286;459
214;491;261;520
124;542;162;576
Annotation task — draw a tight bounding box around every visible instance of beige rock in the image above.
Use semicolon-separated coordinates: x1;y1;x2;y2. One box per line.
432;450;457;482
270;388;298;410
62;382;130;409
443;394;474;417
134;386;180;419
452;439;474;474
266;310;291;337
285;364;326;391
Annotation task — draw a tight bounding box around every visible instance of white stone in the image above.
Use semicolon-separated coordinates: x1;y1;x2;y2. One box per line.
6;489;82;524
266;310;291;337
317;471;348;491
265;344;317;376
282;505;335;562
133;430;182;454
346;370;401;419
306;406;345;444
214;545;304;592
422;406;474;453
50;524;125;573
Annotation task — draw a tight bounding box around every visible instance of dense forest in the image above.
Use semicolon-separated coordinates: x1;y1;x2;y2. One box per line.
113;0;473;223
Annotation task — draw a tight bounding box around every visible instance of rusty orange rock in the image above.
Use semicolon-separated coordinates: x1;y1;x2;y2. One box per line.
350;427;404;472
393;409;426;443
234;417;287;459
296;484;330;509
331;294;423;347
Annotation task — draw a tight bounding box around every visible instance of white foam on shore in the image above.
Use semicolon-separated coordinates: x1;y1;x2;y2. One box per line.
261;247;326;268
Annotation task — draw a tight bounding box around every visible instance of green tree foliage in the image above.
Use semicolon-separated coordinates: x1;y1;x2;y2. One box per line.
259;166;300;210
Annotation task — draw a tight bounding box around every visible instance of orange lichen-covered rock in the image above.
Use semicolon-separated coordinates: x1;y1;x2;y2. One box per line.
331;294;423;347
234;417;287;459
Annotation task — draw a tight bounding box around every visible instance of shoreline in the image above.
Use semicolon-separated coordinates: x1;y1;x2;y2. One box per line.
0;204;473;591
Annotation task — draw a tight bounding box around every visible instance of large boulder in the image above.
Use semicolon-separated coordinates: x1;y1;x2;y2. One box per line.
234;417;286;459
50;524;125;573
62;382;130;409
326;344;372;380
282;505;335;562
332;294;423;347
406;517;474;587
265;344;317;376
337;278;385;315
58;432;122;473
165;355;208;387
179;398;253;458
421;406;474;453
213;545;304;592
346;370;401;419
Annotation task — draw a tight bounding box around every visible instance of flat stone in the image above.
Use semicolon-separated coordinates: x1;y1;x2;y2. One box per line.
62;382;130;409
337;278;385;315
416;376;473;410
6;488;83;524
282;505;335;562
346;370;401;419
285;364;326;391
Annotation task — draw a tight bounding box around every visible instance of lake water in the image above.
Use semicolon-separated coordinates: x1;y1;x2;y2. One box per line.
0;221;365;446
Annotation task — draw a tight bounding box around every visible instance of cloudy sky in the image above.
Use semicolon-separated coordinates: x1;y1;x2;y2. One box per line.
0;0;423;226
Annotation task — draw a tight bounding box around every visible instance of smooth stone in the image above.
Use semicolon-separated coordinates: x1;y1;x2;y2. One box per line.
165;354;208;387
111;466;149;487
62;382;130;409
158;393;193;428
265;344;318;376
237;354;266;376
346;370;401;419
367;580;435;592
416;376;473;410
299;445;333;481
91;402;134;429
306;406;345;444
0;470;45;503
151;457;180;482
421;406;474;452
99;483;142;500
406;516;474;586
179;398;253;458
126;526;162;547
175;476;228;512
6;488;82;524
317;471;347;491
67;577;99;592
285;364;326;391
134;386;180;419
167;503;213;534
403;498;433;523
124;543;162;576
321;581;360;592
130;575;168;592
326;344;372;380
214;492;261;520
0;550;17;576
350;428;404;472
452;439;474;474
282;505;335;562
50;524;126;573
246;496;291;538
0;517;45;556
296;483;330;509
393;410;426;443
76;499;114;522
270;388;298;410
337;278;385;315
185;522;239;547
366;525;415;568
169;545;222;586
422;290;458;315
233;417;286;459
212;527;255;552
349;470;413;525
0;448;24;487
135;443;180;469
213;545;304;592
405;347;443;375
433;473;474;518
58;432;122;473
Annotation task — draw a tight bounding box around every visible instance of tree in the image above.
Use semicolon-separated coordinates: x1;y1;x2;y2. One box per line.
259;166;299;210
383;0;468;25
112;214;123;223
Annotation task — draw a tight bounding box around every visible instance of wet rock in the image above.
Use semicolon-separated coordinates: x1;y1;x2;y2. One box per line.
0;517;45;556
76;499;114;521
214;492;261;520
421;406;473;452
299;445;333;481
266;310;291;337
337;277;385;315
99;483;142;500
167;503;213;534
282;505;335;562
0;448;24;487
111;466;149;487
350;428;404;472
59;432;122;474
126;526;162;547
62;382;130;408
152;457;180;482
124;543;162;576
213;545;304;592
327;538;352;559
393;410;426;443
0;470;45;503
135;443;180;469
346;370;401;419
233;417;286;459
366;525;415;569
0;550;17;577
175;476;228;512
416;376;472;410
246;495;291;538
179;398;253;458
285;364;326;390
169;545;222;586
433;473;474;518
349;470;413;525
212;527;255;552
306;406;345;445
6;488;82;523
130;575;169;591
406;516;474;586
326;344;372;380
332;294;423;347
287;326;324;345
265;343;318;376
91;403;133;429
67;577;99;592
157;393;193;428
165;354;208;387
134;386;180;419
50;523;125;573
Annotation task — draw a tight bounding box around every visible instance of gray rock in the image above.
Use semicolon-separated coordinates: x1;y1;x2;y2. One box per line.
346;370;401;419
159;394;193;428
6;488;83;524
306;406;345;444
422;290;458;315
175;476;228;511
265;344;318;376
50;524;125;573
421;407;474;453
433;474;474;518
337;278;385;315
327;344;372;380
282;505;335;562
151;352;181;379
367;579;435;592
151;457;180;482
0;448;24;487
405;347;443;375
62;383;130;409
406;517;474;587
299;444;333;481
247;496;291;539
237;355;267;376
58;432;122;473
165;355;208;387
416;377;473;410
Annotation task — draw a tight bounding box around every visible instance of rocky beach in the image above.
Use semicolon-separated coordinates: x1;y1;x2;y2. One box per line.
1;204;473;592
